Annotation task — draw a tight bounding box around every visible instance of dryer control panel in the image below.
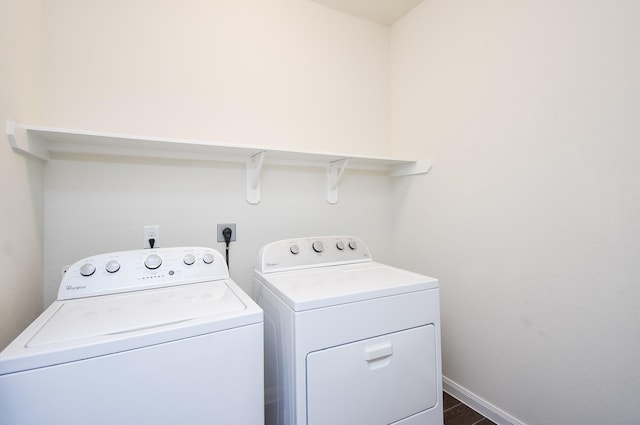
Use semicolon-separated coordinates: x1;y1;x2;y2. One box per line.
59;247;228;300
256;236;371;273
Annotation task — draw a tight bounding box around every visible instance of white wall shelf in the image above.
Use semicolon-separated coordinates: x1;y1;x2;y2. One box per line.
6;120;432;204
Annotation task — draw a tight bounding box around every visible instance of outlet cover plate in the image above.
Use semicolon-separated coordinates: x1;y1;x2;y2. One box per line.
144;225;160;249
217;223;236;243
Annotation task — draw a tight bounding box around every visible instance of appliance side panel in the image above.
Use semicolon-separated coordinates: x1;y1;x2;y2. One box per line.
256;278;297;425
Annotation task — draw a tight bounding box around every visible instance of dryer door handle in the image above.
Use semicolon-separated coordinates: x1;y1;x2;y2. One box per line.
363;342;393;361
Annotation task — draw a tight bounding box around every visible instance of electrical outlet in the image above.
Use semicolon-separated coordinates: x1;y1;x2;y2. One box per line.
144;225;160;249
217;223;236;243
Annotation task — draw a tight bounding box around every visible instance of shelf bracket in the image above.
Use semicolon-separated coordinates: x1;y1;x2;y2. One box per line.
6;120;49;161
246;150;266;205
327;157;350;204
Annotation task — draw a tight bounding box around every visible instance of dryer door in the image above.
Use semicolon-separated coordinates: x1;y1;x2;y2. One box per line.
306;325;437;425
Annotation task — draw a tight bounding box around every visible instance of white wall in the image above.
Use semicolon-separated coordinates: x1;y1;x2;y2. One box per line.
40;0;394;304
390;1;640;424
42;0;390;156
0;0;45;349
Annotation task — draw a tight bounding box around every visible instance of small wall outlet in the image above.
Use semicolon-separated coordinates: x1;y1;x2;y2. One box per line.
144;225;160;249
217;223;237;243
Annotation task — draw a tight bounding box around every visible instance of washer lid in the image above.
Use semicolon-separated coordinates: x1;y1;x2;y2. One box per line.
0;280;262;374
30;280;245;347
257;262;438;311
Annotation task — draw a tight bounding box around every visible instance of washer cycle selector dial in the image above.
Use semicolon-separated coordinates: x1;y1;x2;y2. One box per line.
105;260;120;273
312;240;324;253
79;263;96;277
183;254;196;265
202;253;215;264
144;254;162;270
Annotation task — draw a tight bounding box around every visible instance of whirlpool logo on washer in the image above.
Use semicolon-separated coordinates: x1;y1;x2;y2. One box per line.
66;285;86;291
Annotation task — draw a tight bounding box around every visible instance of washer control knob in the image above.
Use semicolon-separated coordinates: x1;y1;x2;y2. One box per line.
290;244;300;255
144;254;162;270
105;260;120;274
183;254;196;265
202;253;215;264
348;240;358;250
79;263;96;277
336;240;345;251
312;240;324;253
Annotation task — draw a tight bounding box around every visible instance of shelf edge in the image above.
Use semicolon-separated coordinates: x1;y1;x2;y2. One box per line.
9;122;433;175
6;121;49;161
389;160;432;177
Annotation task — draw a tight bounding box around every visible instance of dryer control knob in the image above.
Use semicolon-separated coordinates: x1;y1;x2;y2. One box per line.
144;254;162;270
290;244;300;255
79;263;96;277
183;254;196;265
105;260;120;274
336;241;345;251
202;253;215;264
348;240;358;250
312;240;324;253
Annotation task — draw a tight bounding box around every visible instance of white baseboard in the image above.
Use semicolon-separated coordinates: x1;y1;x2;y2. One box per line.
442;376;527;425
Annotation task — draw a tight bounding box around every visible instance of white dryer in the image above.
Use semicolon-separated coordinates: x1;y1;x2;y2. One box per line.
0;247;263;425
254;236;442;425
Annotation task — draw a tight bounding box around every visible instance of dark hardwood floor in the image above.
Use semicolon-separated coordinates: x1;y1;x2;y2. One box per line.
444;392;496;425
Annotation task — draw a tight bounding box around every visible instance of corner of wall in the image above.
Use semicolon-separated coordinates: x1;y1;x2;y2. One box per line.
0;0;45;349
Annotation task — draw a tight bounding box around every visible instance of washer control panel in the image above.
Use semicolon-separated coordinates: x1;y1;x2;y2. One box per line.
59;247;228;300
257;236;371;273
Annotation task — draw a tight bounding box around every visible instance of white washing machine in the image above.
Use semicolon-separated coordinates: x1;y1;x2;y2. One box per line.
254;236;442;425
0;246;263;425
